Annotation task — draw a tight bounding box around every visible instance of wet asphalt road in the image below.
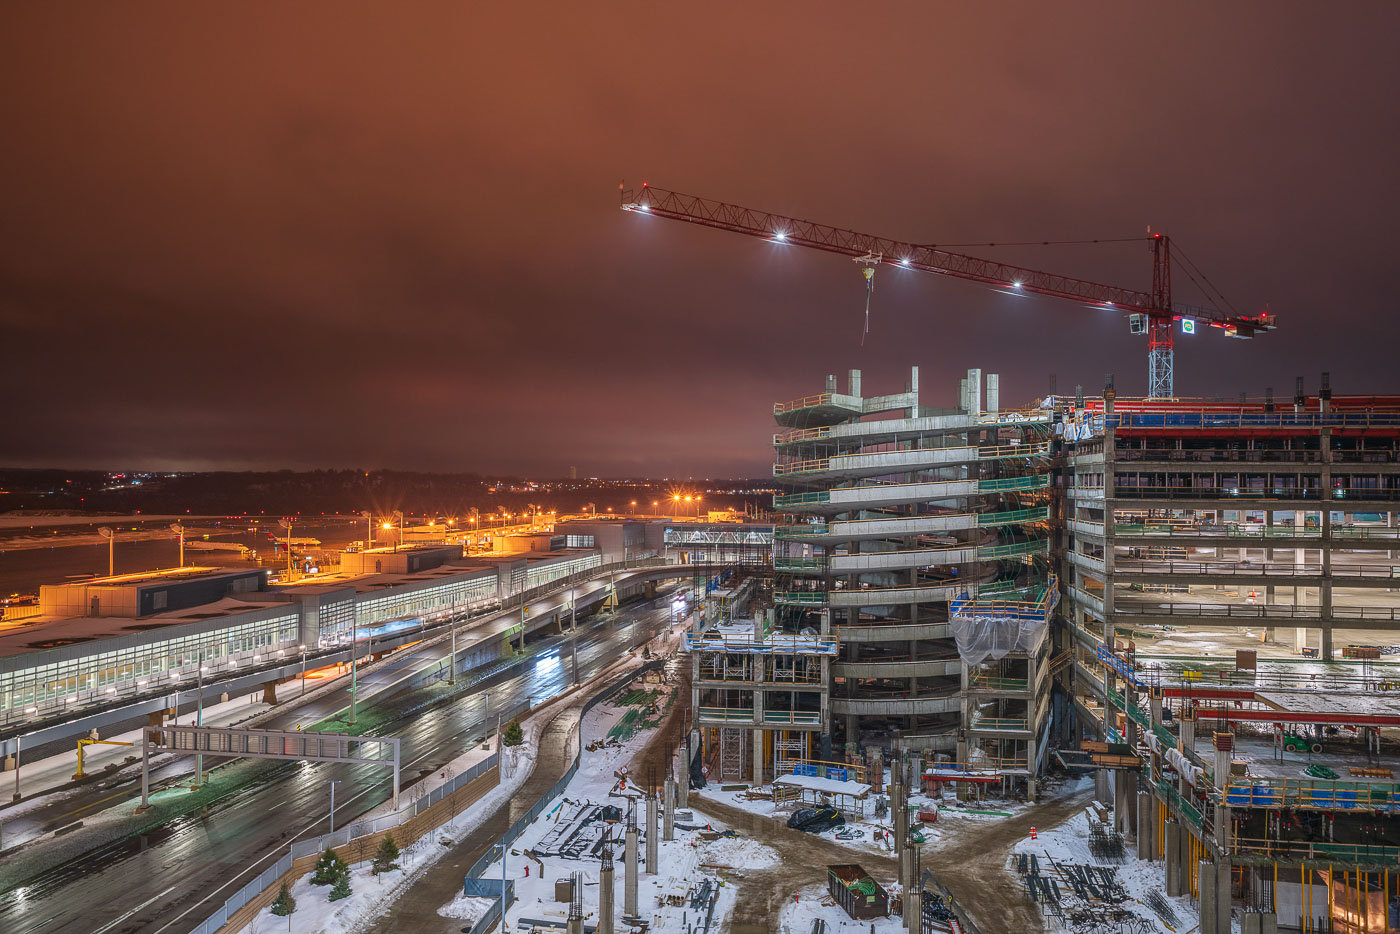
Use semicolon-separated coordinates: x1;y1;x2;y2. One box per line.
0;593;681;934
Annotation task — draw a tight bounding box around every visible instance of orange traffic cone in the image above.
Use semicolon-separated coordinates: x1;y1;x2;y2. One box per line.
1030;827;1038;840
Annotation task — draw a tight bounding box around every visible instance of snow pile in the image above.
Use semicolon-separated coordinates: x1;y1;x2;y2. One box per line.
697;835;779;870
437;893;494;921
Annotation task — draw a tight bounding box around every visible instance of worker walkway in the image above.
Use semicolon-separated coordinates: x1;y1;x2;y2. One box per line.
360;705;582;934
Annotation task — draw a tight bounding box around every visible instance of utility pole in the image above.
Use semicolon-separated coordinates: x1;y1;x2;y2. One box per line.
361;510;373;550
392;510;404;553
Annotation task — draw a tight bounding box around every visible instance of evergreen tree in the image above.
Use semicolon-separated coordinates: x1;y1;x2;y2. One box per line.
372;834;400;875
270;881;296;917
311;847;348;886
502;718;524;747
328;866;352;902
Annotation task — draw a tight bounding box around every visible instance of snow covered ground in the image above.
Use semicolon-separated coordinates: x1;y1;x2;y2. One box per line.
1011;809;1206;934
694;768;1036;860
775;882;906;934
234;711;541;934
467;680;753;934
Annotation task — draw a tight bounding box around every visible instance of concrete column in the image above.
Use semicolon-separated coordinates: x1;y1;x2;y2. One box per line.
1179;714;1195;756
752;728;763;786
598;860;615;934
1216;857;1233;933
1114;769;1129;835
1164;820;1182;895
1214;742;1232;793
645;793;658;873
262;681;277;704
1136;790;1153;860
663;778;675;841
1199;859;1219;934
624;826;638;917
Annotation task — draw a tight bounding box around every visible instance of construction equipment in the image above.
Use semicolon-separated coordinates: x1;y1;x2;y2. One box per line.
620;183;1276;399
73;738;134;780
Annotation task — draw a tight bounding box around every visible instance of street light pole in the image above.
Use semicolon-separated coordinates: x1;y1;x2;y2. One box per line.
327;778;342;832
349;618;359;726
169;523;185;568
361;510;373;550
392;510;404;553
98;526;115;576
300;645;308;698
192;648;205;790
278;518;293;577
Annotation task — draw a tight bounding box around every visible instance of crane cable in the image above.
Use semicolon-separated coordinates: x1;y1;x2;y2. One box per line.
854;252;882;346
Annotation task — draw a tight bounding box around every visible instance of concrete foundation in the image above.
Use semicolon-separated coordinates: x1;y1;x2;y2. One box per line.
1241;912;1278;934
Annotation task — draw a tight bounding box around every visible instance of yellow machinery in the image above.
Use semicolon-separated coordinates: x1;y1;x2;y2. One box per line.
73;738;134;780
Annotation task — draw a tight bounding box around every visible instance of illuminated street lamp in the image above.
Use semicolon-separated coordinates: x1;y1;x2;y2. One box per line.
277;518;294;575
169;523;185;567
98;526;115;576
392;510;404;552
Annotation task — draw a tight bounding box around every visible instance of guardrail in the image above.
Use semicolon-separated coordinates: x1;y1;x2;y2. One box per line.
696;706;755;722
968;717;1030;732
774;392;834;415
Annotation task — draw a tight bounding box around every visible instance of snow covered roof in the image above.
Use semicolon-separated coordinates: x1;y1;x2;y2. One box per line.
773;772;871;797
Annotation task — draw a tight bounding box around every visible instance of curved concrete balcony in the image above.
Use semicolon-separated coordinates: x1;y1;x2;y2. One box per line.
832;694;960;716
774;408;1053;448
776;507;1048;544
774;474;1048;514
774;441;1051;483
772;391;862;428
835;621;951;643
828;581;961;607
832;658;962;679
825;538;1044;574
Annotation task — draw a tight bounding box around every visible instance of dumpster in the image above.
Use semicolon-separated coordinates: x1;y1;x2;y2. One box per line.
827;863;889;919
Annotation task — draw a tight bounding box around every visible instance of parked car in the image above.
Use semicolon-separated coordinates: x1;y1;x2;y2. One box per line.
787;806;845;833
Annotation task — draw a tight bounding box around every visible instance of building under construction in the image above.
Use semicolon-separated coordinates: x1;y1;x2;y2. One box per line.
687;365;1058;798
1061;378;1400;932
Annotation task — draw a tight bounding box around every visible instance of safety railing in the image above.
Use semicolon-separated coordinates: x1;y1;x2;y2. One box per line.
1117;559;1400;579
1110;409;1400;431
967;672;1030;693
774;392;835;415
1222;777;1400;812
977;507;1050;526
696;706;756;722
773;441;1052;478
1114;522;1326;539
951;573;1058;624
968;716;1030;732
1231;836;1400;865
773;490;831;508
762;710;823;725
1157;777;1205;831
772;556;826;571
684;632;838;655
978;475;1050;493
773;591;828;606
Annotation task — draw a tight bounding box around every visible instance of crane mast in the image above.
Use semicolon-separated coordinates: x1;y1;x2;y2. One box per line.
620;183;1274;398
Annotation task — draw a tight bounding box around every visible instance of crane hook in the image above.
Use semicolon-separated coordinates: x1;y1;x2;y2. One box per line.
854;252;881;345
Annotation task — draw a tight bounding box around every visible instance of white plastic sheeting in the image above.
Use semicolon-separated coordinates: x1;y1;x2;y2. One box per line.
949;612;1047;666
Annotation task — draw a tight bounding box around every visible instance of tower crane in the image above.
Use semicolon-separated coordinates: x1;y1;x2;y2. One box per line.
619;183;1275;399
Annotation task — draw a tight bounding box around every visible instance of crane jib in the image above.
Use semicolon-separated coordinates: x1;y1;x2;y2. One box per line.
620;183;1274;399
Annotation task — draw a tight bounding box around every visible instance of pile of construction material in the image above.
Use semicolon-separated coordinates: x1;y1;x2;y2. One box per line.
1016;851;1153;933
